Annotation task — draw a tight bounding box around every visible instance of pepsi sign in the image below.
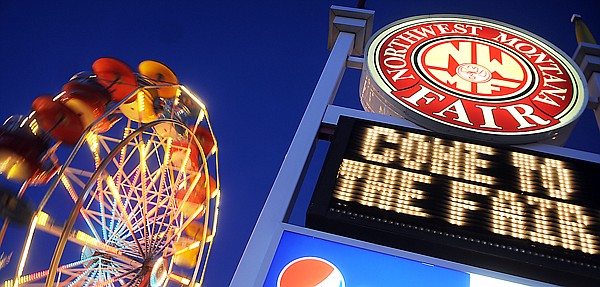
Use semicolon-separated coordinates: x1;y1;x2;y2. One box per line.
277;257;344;287
266;231;542;287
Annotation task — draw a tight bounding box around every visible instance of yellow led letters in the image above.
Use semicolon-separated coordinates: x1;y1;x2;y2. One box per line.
332;124;598;255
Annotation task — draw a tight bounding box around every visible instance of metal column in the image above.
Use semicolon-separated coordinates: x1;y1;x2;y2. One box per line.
230;6;373;286
573;42;600;130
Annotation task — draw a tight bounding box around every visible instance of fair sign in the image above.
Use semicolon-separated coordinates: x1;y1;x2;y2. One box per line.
360;15;588;144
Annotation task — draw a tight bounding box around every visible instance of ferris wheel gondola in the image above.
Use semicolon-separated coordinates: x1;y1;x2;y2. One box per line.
0;58;220;287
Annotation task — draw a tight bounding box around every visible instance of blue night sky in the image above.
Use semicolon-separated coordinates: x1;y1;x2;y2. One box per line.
0;0;598;286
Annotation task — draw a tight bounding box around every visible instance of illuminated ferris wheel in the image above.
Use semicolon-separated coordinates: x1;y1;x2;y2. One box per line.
0;58;220;286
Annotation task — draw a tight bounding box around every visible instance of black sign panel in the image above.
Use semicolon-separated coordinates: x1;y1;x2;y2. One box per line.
307;116;600;286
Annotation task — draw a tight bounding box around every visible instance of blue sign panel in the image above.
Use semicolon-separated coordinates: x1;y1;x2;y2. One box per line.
264;231;470;287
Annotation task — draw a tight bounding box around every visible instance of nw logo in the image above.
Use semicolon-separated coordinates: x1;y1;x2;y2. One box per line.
420;40;528;99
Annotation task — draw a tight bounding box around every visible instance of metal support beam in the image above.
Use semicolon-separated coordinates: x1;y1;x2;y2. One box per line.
347;56;364;69
328;5;374;56
231;6;374;285
573;42;600;130
230;31;356;287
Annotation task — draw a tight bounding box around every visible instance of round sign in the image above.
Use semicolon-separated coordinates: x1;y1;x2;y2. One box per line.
360;15;588;144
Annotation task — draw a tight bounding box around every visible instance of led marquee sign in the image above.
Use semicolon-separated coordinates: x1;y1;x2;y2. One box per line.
307;116;600;286
360;15;588;144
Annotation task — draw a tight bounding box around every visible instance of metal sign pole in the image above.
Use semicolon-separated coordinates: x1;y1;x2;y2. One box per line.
573;43;600;130
572;15;600;131
230;6;373;286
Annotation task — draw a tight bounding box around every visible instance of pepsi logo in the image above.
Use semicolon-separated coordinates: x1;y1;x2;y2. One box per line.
277;257;345;287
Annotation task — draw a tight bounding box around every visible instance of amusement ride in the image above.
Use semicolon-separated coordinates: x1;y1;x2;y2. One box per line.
0;58;220;287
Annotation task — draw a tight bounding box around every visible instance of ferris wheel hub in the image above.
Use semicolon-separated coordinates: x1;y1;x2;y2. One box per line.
149;257;168;287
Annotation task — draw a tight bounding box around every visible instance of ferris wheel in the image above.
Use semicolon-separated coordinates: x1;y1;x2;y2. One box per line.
0;58;220;287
